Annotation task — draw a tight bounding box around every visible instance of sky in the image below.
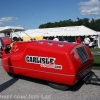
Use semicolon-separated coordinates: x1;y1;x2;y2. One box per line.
0;0;100;30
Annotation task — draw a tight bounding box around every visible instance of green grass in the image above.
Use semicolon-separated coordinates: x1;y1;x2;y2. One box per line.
90;48;100;52
90;48;100;70
93;55;100;70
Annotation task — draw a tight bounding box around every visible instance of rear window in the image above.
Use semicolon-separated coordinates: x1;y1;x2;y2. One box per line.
76;46;90;63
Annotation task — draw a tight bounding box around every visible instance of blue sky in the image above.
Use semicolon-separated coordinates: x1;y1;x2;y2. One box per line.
0;0;100;30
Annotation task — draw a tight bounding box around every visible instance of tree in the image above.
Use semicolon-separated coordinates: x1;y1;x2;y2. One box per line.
38;18;100;31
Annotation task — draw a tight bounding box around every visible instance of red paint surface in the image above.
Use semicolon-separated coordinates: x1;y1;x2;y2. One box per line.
2;40;94;86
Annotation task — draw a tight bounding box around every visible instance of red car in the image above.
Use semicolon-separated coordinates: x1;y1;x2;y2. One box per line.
1;40;94;90
0;26;24;57
0;37;12;57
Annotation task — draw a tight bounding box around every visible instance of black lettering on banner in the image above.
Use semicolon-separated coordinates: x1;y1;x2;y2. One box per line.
39;58;42;63
26;56;29;62
26;56;62;70
36;57;40;64
41;58;45;63
50;58;55;64
45;58;49;64
33;57;37;63
55;65;62;69
30;57;33;62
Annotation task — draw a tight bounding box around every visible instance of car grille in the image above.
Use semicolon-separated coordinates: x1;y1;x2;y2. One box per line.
76;46;90;63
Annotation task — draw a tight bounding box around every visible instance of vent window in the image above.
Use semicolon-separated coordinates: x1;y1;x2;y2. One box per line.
76;47;90;63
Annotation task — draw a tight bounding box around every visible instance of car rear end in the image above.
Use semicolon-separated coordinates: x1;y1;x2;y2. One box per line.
70;44;94;81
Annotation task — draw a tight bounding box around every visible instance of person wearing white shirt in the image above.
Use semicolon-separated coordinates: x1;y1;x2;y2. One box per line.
89;41;94;48
84;36;90;47
53;36;59;41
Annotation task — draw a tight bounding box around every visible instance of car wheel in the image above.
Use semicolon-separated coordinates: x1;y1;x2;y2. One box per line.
47;81;70;91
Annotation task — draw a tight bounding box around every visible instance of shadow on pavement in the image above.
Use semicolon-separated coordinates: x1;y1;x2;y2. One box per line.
1;75;99;92
86;77;100;86
0;78;19;93
69;80;85;91
19;75;48;86
69;76;100;91
19;75;85;91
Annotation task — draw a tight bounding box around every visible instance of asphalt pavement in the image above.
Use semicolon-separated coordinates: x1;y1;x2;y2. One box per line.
0;59;100;100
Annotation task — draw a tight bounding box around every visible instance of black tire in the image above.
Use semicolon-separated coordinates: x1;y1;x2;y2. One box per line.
47;81;70;91
7;72;17;78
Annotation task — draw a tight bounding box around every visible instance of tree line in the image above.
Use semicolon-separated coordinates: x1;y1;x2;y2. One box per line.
39;18;100;31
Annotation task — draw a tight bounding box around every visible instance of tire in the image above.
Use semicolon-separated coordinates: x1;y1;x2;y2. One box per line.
47;81;70;91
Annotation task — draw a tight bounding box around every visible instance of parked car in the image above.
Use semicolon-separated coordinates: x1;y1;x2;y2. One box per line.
0;37;12;58
0;26;24;58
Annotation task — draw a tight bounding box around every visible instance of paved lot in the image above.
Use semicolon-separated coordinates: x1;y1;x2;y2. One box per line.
0;59;100;100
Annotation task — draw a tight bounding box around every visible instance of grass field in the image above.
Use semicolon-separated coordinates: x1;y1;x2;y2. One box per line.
90;48;100;52
90;48;100;70
93;55;100;70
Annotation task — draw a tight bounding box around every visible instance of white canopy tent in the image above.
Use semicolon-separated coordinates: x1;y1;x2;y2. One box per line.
0;27;7;37
0;26;24;33
0;25;97;37
25;29;44;36
9;25;97;38
11;29;44;41
0;26;100;48
44;25;97;37
0;27;5;37
22;25;97;37
96;32;100;48
23;25;100;47
97;32;100;36
0;26;24;38
11;29;44;37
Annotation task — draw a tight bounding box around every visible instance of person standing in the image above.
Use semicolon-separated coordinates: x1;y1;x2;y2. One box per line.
53;36;59;41
10;37;19;48
84;36;90;47
76;36;82;43
89;41;94;49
